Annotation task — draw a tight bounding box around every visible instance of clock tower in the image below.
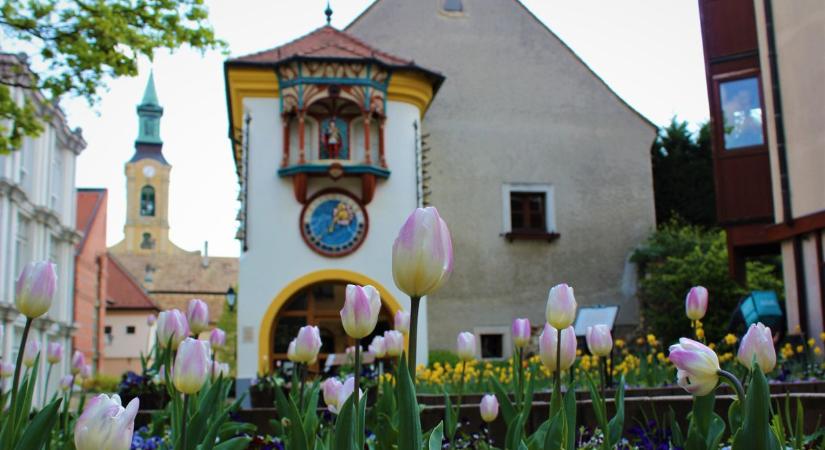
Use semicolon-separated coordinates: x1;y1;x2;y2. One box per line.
110;73;189;255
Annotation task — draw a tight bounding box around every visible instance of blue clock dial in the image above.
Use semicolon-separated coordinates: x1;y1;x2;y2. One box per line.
301;191;367;257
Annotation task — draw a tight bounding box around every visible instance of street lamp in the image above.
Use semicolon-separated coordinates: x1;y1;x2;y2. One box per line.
226;286;236;312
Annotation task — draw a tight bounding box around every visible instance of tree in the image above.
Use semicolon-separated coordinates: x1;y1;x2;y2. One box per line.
651;118;716;226
0;0;226;153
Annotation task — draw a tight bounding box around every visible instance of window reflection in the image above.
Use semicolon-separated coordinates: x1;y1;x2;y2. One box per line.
720;77;764;149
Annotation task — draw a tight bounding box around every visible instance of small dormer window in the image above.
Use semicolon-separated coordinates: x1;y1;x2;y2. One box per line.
443;0;463;12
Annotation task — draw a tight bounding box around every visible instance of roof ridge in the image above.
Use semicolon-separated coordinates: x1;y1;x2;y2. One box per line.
107;253;160;310
75;190;106;255
231;25;331;61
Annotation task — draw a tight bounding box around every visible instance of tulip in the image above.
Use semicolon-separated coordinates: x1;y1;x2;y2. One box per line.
392;207;454;297
287;340;299;362
47;342;63;365
71;350;85;375
187;299;209;335
586;325;613;357
74;393;139;450
210;361;230;380
685;286;708;321
0;362;13;378
22;339;40;368
173;338;210;394
340;285;381;339
322;378;343;413
668;338;720;396
512;318;531;348
383;330;405;357
394;310;411;334
157;309;189;349
147;314;157;326
737;322;776;373
539;324;576;372
480;394;499;423
292;326;322;363
59;374;74;391
335;376;361;414
80;364;93;380
546;283;577;329
209;328;227;351
457;332;476;361
15;261;57;319
155;365;169;385
369;335;386;359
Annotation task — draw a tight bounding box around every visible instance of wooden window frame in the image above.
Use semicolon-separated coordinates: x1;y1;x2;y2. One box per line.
501;183;559;242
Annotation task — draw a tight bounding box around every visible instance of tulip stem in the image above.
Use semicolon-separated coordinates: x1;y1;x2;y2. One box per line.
62;375;75;440
516;348;523;410
599;357;606;401
10;318;32;414
408;296;421;379
451;360;466;447
298;363;306;412
181;394;190;450
717;369;745;404
43;362;53;405
354;339;363;448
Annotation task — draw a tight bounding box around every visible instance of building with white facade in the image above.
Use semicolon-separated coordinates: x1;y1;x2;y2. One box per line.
0;53;86;399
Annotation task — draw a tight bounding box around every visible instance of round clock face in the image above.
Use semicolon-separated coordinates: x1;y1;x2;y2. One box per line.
300;190;368;257
142;165;156;178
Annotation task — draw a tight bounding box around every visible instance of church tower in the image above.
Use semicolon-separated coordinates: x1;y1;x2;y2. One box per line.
110;73;189;255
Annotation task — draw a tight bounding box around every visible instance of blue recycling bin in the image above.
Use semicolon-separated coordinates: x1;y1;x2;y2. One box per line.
739;291;783;331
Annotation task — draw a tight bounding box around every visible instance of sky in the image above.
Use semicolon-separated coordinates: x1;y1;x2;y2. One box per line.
58;0;709;257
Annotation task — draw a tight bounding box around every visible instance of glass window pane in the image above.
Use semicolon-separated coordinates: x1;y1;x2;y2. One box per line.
720;77;764;149
480;334;503;359
273;316;307;353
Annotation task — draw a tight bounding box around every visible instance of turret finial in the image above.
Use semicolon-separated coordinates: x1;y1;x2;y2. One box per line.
325;1;333;25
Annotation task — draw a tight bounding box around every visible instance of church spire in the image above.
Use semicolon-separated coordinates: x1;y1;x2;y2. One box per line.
136;72;164;145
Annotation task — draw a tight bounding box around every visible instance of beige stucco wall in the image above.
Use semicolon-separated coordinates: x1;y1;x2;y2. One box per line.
103;311;155;359
754;0;825;222
348;0;656;350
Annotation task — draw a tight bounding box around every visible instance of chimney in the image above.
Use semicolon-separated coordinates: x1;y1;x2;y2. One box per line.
202;241;209;268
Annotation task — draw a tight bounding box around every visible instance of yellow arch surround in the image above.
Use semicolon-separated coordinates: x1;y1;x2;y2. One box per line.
258;269;403;373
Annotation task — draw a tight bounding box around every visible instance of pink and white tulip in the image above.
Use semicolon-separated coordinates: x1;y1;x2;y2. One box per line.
392;207;454;297
287;340;299;362
457;332;476;361
173;337;210;394
59;374;74;391
546;284;577;329
685;286;708;321
369;335;386;359
80;364;93;380
384;330;405;357
512;318;531;348
334;376;361;414
15;261;57;319
74;394;139;450
210;361;230;380
293;326;322;363
186;299;209;335
71;350;85;375
322;378;343;413
147;314;157;326
0;362;14;378
539;324;576;372
340;285;381;339
737;322;776;373
210;328;227;351
394;310;411;334
586;324;613;357
480;394;499;423
669;338;720;396
157;309;189;349
47;342;63;365
23;339;40;368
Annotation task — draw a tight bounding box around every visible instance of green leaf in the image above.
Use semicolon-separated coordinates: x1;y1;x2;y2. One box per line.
563;386;576;450
213;437;253;450
606;375;626;447
333;395;356;450
14;398;61;450
542;410;566;450
428;421;444;450
728;399;743;435
668;407;684;447
396;356;422;450
443;390;456;439
490;375;516;426
685;391;716;450
731;363;780;450
504;411;527;450
274;382;310;450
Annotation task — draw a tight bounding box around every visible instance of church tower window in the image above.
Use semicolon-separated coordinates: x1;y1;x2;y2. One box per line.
140;185;156;216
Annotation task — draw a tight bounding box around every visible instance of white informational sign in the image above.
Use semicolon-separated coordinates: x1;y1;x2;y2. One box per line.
573;305;619;337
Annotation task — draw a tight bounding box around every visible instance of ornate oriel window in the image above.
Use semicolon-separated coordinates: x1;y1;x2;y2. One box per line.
140;185;155;216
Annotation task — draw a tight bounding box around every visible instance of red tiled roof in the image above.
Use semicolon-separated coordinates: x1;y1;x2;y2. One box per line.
229;25;414;66
75;189;106;254
106;255;158;311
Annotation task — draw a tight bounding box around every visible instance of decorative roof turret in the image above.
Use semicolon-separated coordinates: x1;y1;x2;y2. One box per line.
135;72;164;146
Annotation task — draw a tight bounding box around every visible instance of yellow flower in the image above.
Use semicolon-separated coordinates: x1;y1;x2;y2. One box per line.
646;334;657;346
709;343;716;350
615;339;625;349
796;345;804;353
724;334;738;345
820;332;825;342
807;338;815;347
696;328;705;340
814;346;822;355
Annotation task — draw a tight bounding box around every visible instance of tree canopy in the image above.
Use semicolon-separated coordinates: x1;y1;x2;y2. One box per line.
0;0;226;153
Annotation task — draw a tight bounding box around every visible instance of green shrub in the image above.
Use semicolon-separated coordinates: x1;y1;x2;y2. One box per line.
632;219;783;345
84;373;121;392
428;349;459;367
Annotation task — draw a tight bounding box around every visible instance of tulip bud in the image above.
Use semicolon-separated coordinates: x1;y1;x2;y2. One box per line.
15;261;57;319
685;286;708;321
546;284;577;330
369;335;386;359
71;350;85;375
392;207;454;297
456;332;476;361
47;342;63;365
322;378;343;414
383;330;405;357
287;340;299;362
74;394;139;450
186;299;209;336
155;365;169;385
293;326;322;363
480;394;499;423
157;309;189;349
737;323;776;373
668;338;720;396
512;318;531;348
586;325;613;357
394;310;411;334
173;338;210;394
209;328;227;351
23;339;40;368
59;374;74;391
0;362;14;378
336;376;361;413
210;360;230;380
340;285;381;339
539;324;576;372
147;314;157;327
80;364;93;380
